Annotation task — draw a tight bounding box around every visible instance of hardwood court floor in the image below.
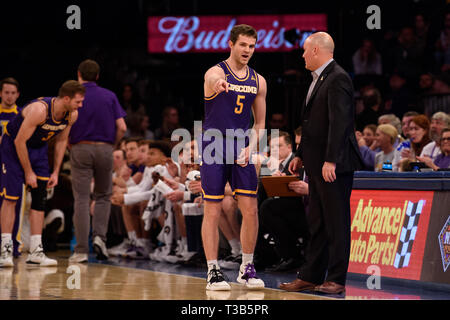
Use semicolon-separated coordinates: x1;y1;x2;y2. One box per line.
0;251;331;300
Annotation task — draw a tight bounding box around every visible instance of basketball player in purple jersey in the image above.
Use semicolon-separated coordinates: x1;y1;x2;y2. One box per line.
201;24;267;290
0;78;24;258
0;80;85;267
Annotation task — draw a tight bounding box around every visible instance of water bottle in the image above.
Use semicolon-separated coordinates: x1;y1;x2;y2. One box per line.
396;140;411;152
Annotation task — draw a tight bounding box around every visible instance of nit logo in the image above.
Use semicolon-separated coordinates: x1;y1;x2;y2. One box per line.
438;215;450;272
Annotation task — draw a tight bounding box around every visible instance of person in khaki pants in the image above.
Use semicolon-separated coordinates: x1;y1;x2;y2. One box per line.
68;59;127;263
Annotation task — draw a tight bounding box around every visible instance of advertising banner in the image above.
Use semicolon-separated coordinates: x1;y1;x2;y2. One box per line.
348;190;434;280
147;14;327;53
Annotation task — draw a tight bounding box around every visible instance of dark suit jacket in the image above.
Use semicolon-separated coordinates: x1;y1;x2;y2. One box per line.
295;60;363;175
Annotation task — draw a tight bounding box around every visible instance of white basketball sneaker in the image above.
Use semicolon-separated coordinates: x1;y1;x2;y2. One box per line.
237;262;265;289
0;240;14;268
206;266;231;291
26;244;57;266
68;252;88;263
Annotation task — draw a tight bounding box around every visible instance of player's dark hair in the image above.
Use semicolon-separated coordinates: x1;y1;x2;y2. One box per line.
230;24;258;44
149;140;172;158
58;80;86;98
0;77;19;91
125;136;143;145
78;59;100;81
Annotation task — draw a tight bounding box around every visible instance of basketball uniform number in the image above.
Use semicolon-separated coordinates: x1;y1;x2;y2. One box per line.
42;132;55;141
235;95;245;114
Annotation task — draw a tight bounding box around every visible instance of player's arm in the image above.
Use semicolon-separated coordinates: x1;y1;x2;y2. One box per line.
50;111;78;188
249;74;267;157
204;65;228;97
14;102;48;188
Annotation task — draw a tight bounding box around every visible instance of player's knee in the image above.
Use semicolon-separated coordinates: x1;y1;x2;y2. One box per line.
30;179;47;211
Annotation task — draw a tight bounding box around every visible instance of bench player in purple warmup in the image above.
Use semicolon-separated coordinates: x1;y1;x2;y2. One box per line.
0;80;84;267
0;78;25;258
201;24;267;291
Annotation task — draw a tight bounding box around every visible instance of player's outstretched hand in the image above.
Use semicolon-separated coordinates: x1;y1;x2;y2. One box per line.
215;79;229;94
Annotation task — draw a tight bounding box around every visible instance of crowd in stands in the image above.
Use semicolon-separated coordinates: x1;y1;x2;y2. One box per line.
1;9;450;274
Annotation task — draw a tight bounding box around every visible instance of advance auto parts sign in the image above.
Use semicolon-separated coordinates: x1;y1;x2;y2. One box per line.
349;190;433;280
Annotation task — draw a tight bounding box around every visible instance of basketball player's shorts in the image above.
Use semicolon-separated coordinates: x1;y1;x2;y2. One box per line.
0;134;50;200
199;133;257;202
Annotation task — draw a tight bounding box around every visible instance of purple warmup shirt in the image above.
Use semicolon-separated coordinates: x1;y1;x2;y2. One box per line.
434;153;450;169
69;82;126;144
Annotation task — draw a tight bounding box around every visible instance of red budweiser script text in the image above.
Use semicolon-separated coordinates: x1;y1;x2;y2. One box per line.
147;14;327;53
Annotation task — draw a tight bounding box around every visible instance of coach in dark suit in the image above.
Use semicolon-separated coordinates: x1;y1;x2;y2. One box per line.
279;32;363;294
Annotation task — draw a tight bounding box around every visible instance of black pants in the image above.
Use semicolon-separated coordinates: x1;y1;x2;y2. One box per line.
259;197;308;260
298;172;354;286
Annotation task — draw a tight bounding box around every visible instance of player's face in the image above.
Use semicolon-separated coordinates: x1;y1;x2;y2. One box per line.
146;148;165;167
126;142;139;163
113;150;126;170
66;93;84;112
138;144;149;165
230;34;256;66
0;84;19;107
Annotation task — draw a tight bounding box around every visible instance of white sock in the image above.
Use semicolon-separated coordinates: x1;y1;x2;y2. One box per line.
1;233;12;245
207;260;219;273
30;235;42;252
128;231;137;243
242;253;254;266
228;238;241;256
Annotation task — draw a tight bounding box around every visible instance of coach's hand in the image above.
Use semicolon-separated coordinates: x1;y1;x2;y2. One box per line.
288;157;303;176
322;162;336;183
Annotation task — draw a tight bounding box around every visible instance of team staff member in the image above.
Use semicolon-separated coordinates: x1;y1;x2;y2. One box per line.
69;60;127;263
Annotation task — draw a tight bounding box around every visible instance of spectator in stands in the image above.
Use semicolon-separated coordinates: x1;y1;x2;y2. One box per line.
356;88;383;131
125;114;155;140
414;13;431;54
435;12;450;72
395;114;432;171
356;124;379;171
374;124;398;172
419;72;436;96
385;73;416;118
268;112;288;132
379;114;403;140
401;111;420;139
154;106;181;142
391;27;425;84
352;39;382;75
120;83;145;118
421;111;450;159
417;128;450;170
362;124;377;149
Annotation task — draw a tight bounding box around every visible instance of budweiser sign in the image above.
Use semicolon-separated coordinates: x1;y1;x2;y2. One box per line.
147;14;327;53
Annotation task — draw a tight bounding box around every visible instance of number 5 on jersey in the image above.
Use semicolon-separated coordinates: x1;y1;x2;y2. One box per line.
235;95;245;114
